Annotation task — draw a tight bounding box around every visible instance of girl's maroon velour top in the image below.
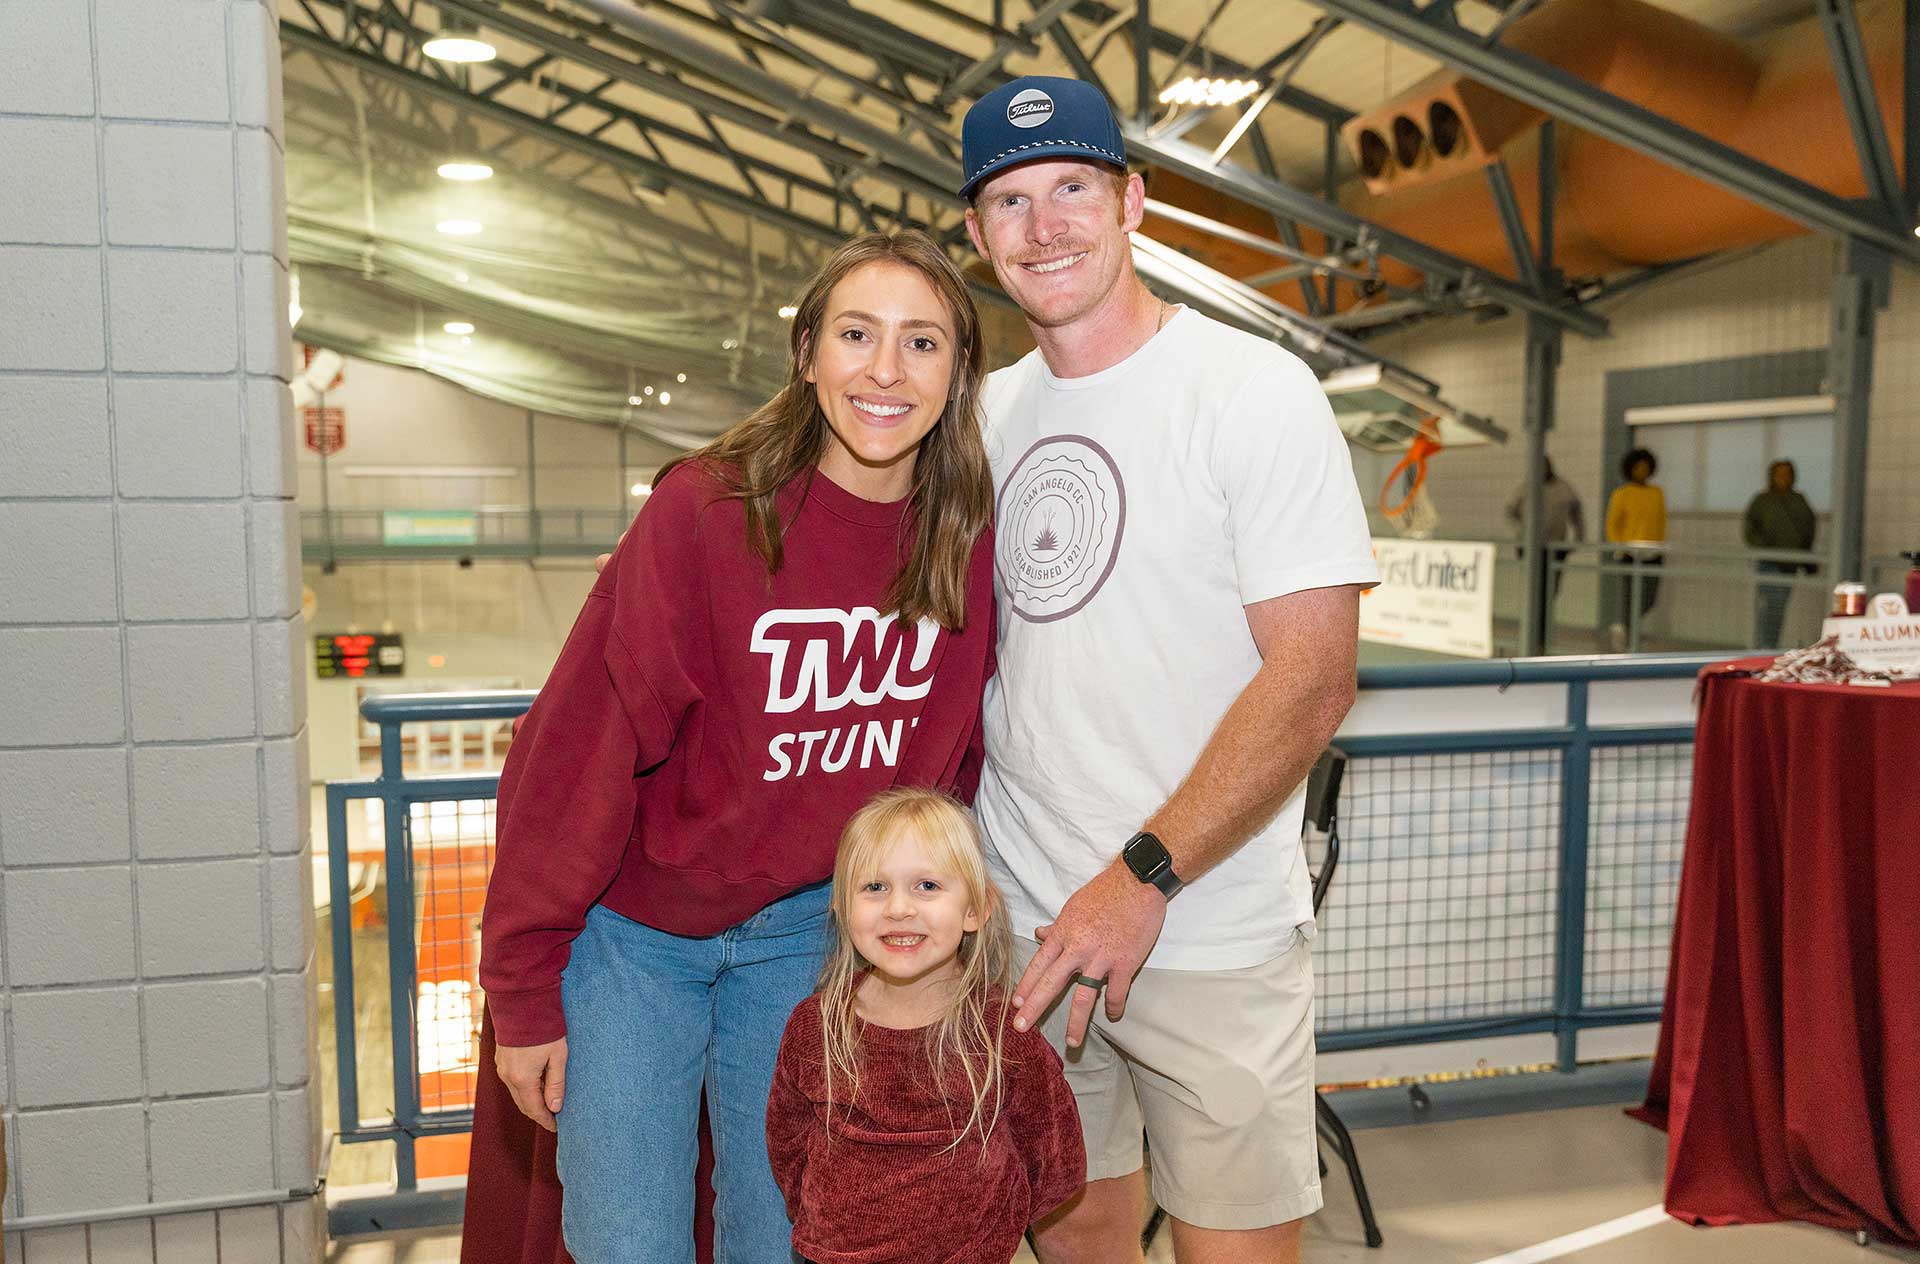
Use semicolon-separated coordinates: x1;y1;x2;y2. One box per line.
767;991;1087;1264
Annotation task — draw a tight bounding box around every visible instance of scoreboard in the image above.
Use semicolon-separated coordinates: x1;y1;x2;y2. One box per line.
315;632;405;679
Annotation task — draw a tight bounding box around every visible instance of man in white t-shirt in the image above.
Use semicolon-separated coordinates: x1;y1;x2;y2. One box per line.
960;77;1380;1263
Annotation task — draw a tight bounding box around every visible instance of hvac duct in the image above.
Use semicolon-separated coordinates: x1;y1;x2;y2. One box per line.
1145;0;1907;304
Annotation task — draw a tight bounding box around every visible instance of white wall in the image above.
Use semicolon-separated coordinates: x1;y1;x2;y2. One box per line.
0;1;321;1258
294;354;683;513
302;562;595;783
1371;234;1919;648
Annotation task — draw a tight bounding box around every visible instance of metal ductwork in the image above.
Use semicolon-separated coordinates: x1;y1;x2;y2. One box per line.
1147;0;1905;306
1341;0;1907;280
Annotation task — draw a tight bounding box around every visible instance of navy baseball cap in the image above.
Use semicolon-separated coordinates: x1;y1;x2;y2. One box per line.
960;76;1128;201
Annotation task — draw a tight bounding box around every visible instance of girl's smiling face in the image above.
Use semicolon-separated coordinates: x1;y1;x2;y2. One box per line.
847;829;982;992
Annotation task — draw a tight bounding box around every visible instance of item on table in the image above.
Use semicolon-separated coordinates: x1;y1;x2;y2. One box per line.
1830;582;1869;617
1755;636;1897;688
1904;552;1920;615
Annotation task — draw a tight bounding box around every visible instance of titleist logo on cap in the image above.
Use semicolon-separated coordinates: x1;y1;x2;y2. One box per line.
1007;88;1054;128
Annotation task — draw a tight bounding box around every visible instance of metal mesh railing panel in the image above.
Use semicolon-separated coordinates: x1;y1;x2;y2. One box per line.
1583;743;1692;1009
406;797;498;1114
1312;750;1562;1036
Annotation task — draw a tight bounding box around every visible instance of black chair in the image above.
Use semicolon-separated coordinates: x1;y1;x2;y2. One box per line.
1304;746;1384;1249
1137;748;1383;1253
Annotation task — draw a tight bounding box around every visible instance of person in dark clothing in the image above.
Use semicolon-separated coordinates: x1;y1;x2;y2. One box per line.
1506;456;1585;610
1743;460;1817;648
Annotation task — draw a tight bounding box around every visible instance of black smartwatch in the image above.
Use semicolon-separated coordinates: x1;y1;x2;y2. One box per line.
1122;831;1183;900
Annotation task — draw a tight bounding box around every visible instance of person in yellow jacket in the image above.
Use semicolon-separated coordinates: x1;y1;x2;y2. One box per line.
1605;447;1666;650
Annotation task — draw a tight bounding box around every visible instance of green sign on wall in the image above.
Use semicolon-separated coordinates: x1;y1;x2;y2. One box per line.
382;510;479;546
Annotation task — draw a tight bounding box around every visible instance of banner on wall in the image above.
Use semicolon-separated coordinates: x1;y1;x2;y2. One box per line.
302;406;344;456
1360;538;1496;658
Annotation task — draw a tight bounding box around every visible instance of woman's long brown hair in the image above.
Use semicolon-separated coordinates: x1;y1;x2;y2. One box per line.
661;231;993;630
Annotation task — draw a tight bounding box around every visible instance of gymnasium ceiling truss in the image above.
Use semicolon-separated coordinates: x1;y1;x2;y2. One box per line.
278;0;1627;355
278;0;1920;367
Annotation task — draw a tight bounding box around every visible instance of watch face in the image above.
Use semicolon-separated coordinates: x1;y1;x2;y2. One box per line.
1125;832;1169;877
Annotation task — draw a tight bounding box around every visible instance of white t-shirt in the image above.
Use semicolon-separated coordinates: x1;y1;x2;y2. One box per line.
975;307;1380;971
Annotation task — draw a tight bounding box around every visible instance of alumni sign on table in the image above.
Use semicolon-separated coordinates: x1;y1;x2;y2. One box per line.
1359;539;1496;658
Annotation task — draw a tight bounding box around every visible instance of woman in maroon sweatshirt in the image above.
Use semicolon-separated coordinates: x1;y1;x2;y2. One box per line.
472;230;996;1264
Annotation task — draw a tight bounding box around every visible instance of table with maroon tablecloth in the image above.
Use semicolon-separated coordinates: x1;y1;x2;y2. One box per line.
1630;659;1920;1245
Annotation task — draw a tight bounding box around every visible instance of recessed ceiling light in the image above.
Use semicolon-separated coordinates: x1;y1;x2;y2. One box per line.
628;394;644;406
722;337;739;350
630;482;652;496
438;161;493;182
643;385;654;396
436;219;482;236
778;304;798;319
423;21;495;63
443;320;475;335
676;372;687;383
1158;76;1259;108
659;392;671;406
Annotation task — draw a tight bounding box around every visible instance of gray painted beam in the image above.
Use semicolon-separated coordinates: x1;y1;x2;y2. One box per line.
1829;239;1890;581
1070;0;1354;125
281;23;852;246
1306;0;1920;263
1815;0;1906;222
1486;159;1543;295
429;0;964;209
1129;131;1609;337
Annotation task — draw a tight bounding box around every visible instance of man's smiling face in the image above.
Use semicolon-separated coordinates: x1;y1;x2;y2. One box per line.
965;159;1144;330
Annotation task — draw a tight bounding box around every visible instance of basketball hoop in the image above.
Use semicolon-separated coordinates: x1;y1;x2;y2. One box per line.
1380;421;1442;539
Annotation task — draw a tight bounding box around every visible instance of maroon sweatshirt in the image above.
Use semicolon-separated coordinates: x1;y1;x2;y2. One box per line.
767;992;1086;1264
481;462;996;1047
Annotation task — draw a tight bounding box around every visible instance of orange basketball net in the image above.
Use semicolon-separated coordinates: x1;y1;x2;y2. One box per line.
1378;420;1443;539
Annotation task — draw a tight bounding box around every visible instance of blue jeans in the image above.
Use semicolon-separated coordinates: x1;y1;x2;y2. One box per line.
556;885;831;1264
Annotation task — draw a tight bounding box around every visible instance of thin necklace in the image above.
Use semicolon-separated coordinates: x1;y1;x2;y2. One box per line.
1155;299;1172;332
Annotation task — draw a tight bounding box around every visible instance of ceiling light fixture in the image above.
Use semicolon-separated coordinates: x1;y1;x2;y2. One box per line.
438;161;493;182
423;19;495;63
659;392;671;406
443;321;475;335
436;219;482;236
676;372;687;383
630;482;652;497
627;395;643;406
778;304;798;319
1158;76;1260;108
643;385;654;396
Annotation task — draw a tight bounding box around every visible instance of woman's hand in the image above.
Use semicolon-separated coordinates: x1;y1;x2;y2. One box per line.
496;1037;569;1132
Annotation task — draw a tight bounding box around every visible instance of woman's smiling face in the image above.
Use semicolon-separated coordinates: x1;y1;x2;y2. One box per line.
806;260;957;501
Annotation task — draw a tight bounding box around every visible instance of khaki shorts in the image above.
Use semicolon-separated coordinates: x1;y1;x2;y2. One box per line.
1013;931;1322;1231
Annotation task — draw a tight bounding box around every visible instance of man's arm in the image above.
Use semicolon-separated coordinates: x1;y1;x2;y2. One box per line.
1012;583;1362;1045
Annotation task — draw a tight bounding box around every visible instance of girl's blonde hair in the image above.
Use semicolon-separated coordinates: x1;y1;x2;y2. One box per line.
818;788;1013;1154
658;231;993;631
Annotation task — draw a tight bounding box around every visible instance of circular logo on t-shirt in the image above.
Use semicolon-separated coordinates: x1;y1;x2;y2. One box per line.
1007;88;1055;129
997;435;1126;624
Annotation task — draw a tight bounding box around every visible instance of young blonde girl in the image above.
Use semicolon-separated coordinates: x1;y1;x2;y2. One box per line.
766;789;1086;1264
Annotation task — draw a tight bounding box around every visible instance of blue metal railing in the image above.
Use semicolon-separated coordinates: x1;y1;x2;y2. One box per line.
322;653;1717;1223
